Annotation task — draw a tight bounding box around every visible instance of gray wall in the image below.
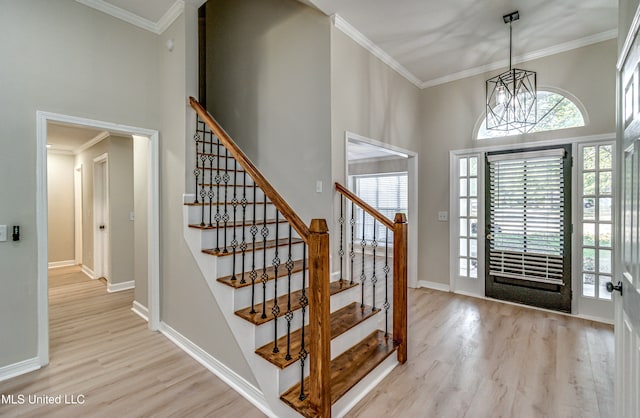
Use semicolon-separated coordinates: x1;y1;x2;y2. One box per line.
47;153;75;263
0;0;255;384
0;0;160;367
620;0;640;54
203;0;333;224
349;157;408;176
419;39;617;286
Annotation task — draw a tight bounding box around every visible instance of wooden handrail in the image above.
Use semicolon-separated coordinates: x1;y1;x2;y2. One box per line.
335;183;394;230
190;97;310;241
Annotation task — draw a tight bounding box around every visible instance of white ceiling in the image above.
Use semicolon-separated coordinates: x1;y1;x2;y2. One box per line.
80;0;618;88
47;122;108;153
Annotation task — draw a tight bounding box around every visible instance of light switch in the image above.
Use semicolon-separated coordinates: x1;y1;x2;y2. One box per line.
437;211;449;222
0;225;6;242
316;181;323;193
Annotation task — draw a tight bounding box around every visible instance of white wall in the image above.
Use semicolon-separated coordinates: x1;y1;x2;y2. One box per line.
419;39;617;286
47;153;75;263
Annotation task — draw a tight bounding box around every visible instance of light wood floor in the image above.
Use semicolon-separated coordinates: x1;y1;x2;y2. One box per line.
0;266;265;418
0;267;613;418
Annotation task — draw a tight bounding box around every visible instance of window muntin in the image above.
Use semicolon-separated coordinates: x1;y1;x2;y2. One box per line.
457;157;479;278
478;91;585;139
580;143;615;299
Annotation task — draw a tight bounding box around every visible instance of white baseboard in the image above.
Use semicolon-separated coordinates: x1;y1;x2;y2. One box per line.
159;322;273;418
107;280;135;293
81;265;95;279
0;357;41;383
48;260;76;269
131;301;149;321
418;280;450;292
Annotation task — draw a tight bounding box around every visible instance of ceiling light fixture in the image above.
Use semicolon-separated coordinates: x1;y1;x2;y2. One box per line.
486;11;537;133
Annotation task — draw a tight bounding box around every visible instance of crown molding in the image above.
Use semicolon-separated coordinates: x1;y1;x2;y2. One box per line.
76;0;185;35
74;130;110;155
332;14;423;88
421;29;618;89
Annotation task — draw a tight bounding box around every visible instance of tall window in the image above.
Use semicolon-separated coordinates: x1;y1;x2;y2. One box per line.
353;173;408;243
457;156;479;278
478;90;585;139
580;143;615;299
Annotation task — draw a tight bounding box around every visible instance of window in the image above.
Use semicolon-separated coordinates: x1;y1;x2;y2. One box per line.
478;90;585;139
457;157;479;278
353;173;408;244
579;143;614;299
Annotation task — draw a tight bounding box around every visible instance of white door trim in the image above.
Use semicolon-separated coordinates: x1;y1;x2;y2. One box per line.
74;165;83;266
93;153;109;281
36;111;160;367
344;131;419;289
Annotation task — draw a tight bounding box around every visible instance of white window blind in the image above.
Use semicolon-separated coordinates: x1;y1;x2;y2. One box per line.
354;173;408;243
488;149;566;285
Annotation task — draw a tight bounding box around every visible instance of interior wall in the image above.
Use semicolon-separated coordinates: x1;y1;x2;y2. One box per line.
158;6;258;386
107;135;134;285
620;0;640;54
0;0;161;368
133;136;149;307
203;0;333;224
47;153;75;263
419;39;617;286
348;157;408;176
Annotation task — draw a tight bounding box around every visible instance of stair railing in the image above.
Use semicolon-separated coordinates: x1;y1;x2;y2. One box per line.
335;183;408;363
189;97;331;417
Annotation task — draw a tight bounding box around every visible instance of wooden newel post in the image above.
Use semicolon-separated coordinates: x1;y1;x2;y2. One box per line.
308;219;331;418
393;213;408;364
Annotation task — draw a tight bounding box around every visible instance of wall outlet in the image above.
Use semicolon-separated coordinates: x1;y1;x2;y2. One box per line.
0;225;6;242
437;211;449;222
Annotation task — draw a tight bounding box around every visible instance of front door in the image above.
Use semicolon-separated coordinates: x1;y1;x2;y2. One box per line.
485;145;572;312
615;23;640;417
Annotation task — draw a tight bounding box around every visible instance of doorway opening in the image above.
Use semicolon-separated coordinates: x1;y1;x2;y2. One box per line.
37;111;159;367
345;132;418;288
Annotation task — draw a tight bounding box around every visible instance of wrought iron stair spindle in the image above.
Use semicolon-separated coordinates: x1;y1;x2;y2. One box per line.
349;201;355;285
214;141;221;252
284;225;294;361
360;209;367;308
260;192;269;319
198;132;207;226
192;123;201;205
298;243;308;401
271;210;280;354
207;134;215;227
384;228;390;337
371;219;378;310
240;172;248;284
222;148;230;252
339;195;345;281
249;183;258;314
230;160;239;281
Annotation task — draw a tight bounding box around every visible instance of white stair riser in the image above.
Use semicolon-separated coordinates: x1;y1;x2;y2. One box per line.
215;245;307;277
199;222;297;250
187;202;280;225
231;271;306;311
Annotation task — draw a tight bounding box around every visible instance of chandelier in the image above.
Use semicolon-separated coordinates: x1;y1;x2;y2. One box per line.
486;11;537;133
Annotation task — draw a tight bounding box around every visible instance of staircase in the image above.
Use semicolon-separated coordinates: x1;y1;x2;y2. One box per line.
183;97;408;418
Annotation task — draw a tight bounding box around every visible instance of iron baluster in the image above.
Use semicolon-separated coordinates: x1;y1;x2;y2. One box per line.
240;172;248;285
207;135;215;227
298;243;308;401
249;183;258;314
350;201;355;285
214;141;221;252
339;195;345;281
360;209;367;308
384;228;390;337
271;211;280;354
230;160;239;281
193;123;201;204
199;132;207;226
222;148;230;252
260;192;269;319
284;225;294;361
371;220;378;310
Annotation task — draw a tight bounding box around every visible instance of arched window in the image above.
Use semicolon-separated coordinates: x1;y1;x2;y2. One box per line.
477;90;586;139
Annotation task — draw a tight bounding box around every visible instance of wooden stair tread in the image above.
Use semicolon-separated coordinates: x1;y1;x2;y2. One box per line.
189;218;287;230
280;330;396;418
202;238;304;257
218;259;305;289
256;302;379;369
235;280;358;325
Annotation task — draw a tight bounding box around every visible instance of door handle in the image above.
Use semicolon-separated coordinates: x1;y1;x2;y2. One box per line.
606;281;623;295
99;225;105;230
